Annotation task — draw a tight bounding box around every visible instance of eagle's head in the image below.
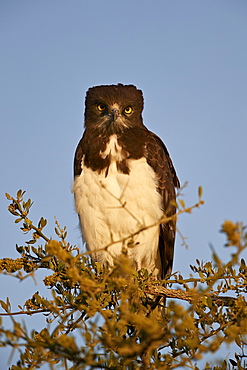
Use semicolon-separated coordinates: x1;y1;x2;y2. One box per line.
84;84;144;134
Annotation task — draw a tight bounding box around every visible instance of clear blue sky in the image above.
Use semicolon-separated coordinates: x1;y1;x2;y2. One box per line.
0;0;247;367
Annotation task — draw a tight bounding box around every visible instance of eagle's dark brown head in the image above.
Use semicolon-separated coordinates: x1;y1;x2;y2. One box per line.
84;84;144;134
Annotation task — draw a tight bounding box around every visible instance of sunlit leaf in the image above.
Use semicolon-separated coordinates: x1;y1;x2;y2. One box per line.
15;218;22;223
198;186;203;199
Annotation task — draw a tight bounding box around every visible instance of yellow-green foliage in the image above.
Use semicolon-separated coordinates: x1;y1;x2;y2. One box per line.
0;190;246;370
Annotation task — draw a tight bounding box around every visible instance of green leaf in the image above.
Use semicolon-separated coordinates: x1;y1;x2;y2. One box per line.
38;217;47;229
240;258;246;271
198;186;203;199
57;262;65;271
25;198;32;209
15;218;22;223
16;202;23;212
0;300;9;312
229;359;237;366
16;245;24;253
179;199;185;209
26;240;36;245
25;218;32;226
17;189;23;199
31;247;38;255
55;227;60;236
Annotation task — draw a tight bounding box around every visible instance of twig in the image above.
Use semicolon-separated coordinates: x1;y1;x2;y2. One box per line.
145;285;236;306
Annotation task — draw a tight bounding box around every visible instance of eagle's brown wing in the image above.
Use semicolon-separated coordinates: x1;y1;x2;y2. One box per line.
74;135;85;177
146;131;180;279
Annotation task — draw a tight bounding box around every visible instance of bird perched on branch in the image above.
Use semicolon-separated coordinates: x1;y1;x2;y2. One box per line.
73;84;179;279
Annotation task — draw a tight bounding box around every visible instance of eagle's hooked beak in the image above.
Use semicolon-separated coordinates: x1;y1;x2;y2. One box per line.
110;108;119;122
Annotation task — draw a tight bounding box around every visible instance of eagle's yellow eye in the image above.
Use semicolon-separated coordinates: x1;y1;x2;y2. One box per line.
97;104;106;112
124;106;133;114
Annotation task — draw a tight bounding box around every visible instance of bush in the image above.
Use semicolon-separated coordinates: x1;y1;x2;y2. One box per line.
0;190;246;369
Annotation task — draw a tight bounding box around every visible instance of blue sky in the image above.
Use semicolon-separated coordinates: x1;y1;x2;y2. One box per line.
0;0;247;367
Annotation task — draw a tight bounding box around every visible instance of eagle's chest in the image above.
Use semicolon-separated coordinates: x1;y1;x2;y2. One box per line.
73;135;163;273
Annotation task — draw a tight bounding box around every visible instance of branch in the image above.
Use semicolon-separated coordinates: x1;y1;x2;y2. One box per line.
0;305;72;317
145;285;236;306
81;199;204;258
0;308;51;316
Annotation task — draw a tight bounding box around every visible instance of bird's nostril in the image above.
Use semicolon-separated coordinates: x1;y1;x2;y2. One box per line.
110;109;119;121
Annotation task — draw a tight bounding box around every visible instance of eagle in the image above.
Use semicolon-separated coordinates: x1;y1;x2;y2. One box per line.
73;84;179;279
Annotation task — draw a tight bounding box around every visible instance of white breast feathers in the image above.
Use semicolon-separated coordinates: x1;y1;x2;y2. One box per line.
73;135;163;276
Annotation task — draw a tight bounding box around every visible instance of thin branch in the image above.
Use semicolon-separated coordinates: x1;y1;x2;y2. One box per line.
145;285;236;306
80;200;204;257
99;180;143;226
0;305;72;317
28;223;49;242
0;308;51;316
